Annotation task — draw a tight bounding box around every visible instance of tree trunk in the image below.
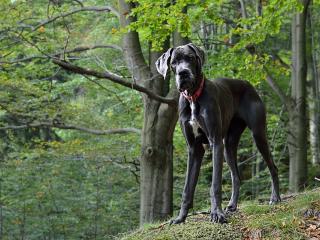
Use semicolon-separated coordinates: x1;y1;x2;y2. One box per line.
239;0;248;19
288;0;310;192
307;6;320;166
256;0;262;16
118;0;179;224
140;98;178;223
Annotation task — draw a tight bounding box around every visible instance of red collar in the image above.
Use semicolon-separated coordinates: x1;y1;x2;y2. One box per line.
182;77;205;102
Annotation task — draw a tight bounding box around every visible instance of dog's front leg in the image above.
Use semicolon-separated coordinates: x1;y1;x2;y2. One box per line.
171;141;205;224
202;107;227;223
210;140;227;223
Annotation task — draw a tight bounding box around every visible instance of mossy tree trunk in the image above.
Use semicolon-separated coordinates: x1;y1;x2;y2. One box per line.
307;5;320;166
118;0;179;224
288;0;310;192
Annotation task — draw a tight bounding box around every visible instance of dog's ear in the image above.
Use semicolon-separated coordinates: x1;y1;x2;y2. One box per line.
187;43;205;67
155;48;174;79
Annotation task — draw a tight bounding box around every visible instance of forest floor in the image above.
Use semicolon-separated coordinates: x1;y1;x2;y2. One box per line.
118;188;320;240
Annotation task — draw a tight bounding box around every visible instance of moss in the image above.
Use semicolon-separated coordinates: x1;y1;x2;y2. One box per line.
238;188;320;239
119;214;241;240
118;188;320;240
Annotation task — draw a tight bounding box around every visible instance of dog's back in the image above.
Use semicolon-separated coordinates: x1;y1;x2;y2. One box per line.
207;78;266;133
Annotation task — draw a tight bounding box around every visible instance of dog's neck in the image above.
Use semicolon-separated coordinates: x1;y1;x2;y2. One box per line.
182;75;205;102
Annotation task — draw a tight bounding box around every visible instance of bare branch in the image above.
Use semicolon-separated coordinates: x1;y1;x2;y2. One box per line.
263;66;291;108
244;45;291;109
270;53;290;69
0;122;141;135
33;6;119;31
52;58;177;106
65;44;123;53
0;44;122;64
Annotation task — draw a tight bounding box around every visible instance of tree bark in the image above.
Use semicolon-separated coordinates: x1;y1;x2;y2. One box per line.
256;0;262;16
118;0;179;224
288;0;310;192
307;6;320;166
140;98;178;223
239;0;248;19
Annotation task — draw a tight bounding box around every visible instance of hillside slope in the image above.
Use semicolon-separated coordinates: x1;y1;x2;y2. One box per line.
118;188;320;240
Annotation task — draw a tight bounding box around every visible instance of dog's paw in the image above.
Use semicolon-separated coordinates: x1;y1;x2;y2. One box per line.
225;205;237;214
169;217;186;225
210;209;227;224
269;195;281;205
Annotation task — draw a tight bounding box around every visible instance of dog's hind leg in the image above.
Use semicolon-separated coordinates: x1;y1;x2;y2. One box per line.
224;118;246;213
252;128;281;204
248;102;281;204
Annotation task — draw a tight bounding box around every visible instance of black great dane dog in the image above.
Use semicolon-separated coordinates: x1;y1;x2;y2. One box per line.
156;43;281;224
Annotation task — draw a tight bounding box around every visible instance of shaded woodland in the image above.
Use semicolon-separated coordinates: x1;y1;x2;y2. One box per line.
0;0;319;239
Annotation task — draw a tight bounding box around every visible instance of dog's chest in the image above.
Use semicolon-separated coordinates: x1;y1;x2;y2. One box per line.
189;102;201;137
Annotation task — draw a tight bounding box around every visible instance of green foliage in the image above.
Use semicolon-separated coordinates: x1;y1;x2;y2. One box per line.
0;1;141;238
129;0;301;84
1;0;319;239
129;0;196;50
1;139;139;238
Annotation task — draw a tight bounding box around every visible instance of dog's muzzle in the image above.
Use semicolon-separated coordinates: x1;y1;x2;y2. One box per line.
178;81;194;92
176;69;195;92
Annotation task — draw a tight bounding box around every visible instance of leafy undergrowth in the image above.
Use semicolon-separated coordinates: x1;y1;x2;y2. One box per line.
118;188;320;240
240;188;320;239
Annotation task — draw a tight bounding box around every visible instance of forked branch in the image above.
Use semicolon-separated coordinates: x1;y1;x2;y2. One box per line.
33;6;119;31
52;58;177;106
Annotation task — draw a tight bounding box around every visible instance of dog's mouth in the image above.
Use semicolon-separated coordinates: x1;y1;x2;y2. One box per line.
178;87;192;94
178;81;194;94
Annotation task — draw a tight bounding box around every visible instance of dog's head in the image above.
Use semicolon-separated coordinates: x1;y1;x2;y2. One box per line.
155;43;205;93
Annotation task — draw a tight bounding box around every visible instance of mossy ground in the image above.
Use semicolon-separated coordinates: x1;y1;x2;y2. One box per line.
118;188;320;240
118;214;241;240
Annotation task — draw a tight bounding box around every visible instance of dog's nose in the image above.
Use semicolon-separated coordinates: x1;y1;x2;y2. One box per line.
178;69;189;78
179;81;188;89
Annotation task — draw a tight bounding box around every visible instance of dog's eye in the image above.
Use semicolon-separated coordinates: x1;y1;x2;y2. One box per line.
184;55;193;62
188;55;195;60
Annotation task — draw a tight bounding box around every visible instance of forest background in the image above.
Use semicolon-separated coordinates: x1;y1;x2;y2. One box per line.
0;0;319;239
